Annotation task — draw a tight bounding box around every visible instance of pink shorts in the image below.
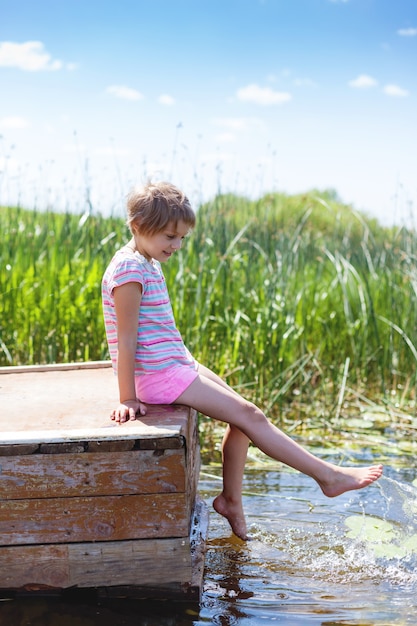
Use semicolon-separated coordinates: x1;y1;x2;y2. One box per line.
135;363;199;404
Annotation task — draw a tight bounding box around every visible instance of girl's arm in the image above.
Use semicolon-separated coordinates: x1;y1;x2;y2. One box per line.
111;281;146;423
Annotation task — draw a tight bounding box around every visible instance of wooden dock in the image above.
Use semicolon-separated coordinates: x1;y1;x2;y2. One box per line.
0;362;208;601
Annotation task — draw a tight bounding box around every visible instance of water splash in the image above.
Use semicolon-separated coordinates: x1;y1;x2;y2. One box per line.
248;476;417;590
377;476;417;528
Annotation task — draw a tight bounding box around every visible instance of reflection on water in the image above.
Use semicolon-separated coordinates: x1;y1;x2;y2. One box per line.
1;466;417;625
197;468;417;626
0;594;199;625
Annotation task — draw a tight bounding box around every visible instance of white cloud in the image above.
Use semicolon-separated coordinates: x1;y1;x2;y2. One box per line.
158;94;175;106
348;74;378;88
106;85;143;101
0;41;62;71
397;27;417;37
383;84;409;97
236;84;292;105
0;115;30;129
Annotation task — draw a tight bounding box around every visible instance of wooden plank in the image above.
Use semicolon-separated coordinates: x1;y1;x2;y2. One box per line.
0;361;112;375
68;538;192;588
136;436;185;450
0;365;193;437
0;498;209;597
0;493;190;545
0;444;39;457
0;436;185;456
0;449;186;500
0;544;70;588
0;425;182;446
97;498;209;602
0;537;191;589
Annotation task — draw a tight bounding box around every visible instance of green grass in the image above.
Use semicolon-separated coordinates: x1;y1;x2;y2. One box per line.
1;191;416;421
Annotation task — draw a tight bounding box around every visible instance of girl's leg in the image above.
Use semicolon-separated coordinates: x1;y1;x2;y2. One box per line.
195;365;250;539
176;374;383;526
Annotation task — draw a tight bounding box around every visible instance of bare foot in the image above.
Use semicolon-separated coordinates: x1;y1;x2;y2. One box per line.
318;464;383;498
213;493;248;540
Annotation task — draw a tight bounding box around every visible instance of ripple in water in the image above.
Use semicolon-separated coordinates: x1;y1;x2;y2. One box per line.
248;476;417;590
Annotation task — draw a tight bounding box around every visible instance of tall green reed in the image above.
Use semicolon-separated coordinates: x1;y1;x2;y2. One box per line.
1;190;416;418
168;191;417;411
1;206;119;364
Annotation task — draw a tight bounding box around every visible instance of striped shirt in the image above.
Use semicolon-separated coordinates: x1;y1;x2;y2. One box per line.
102;248;195;375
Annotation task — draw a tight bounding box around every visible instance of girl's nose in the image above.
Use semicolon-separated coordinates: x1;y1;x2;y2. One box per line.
172;238;182;250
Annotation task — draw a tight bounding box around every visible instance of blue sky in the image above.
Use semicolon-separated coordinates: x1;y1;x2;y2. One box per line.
1;0;416;225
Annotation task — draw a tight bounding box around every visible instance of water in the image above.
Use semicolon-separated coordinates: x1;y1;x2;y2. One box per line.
197;467;417;625
1;465;417;625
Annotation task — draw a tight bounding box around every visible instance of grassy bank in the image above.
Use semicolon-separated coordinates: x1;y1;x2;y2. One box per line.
1;191;416;422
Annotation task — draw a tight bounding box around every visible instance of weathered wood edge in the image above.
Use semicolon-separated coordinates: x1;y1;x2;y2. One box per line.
0;424;182;445
97;496;210;603
0;498;210;603
0;361;112;375
188;496;210;593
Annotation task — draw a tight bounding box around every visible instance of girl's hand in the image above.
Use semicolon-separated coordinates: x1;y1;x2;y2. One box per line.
110;399;147;423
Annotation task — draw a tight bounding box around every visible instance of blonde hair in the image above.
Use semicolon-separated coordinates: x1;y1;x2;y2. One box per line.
126;181;195;236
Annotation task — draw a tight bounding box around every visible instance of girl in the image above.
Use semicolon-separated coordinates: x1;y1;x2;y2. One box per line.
102;181;383;540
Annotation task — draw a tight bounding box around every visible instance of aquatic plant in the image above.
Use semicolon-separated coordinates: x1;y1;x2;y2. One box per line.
1;191;416;420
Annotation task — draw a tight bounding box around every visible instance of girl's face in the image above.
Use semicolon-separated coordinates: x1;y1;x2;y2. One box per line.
134;220;190;263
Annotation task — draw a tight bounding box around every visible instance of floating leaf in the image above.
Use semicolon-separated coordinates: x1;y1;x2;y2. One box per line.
345;514;417;559
345;515;395;542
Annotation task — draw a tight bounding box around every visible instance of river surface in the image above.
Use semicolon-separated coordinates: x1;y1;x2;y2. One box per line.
1;459;417;625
